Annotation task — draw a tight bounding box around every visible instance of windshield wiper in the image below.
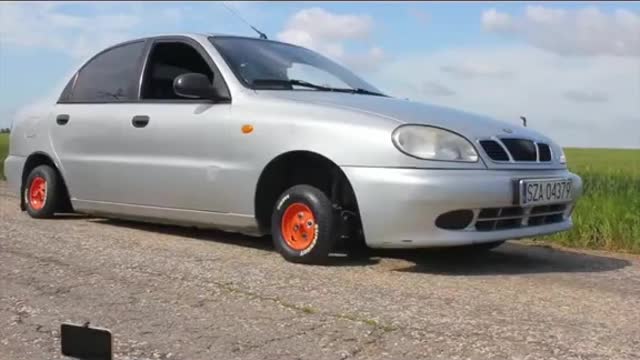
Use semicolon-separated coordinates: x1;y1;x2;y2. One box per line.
252;79;331;91
346;88;387;97
251;79;388;97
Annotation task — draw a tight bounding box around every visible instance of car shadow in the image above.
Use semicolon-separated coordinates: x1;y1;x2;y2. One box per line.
380;243;632;275
92;218;276;252
50;213;95;220
92;218;631;274
92;218;382;266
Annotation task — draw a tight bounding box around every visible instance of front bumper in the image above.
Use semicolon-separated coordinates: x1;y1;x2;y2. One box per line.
342;166;583;249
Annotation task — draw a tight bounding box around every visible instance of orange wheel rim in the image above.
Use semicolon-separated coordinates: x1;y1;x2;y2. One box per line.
28;176;47;210
281;202;316;251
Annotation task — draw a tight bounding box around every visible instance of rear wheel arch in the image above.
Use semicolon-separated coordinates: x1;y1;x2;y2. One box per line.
253;150;361;234
21;152;72;211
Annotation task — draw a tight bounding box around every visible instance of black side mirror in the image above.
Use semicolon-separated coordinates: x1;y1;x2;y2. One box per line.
173;73;216;100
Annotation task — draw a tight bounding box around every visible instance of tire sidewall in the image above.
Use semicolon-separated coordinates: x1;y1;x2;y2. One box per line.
24;165;59;218
272;185;336;263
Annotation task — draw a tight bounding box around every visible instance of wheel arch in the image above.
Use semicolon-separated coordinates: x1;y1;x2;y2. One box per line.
20;151;72;211
253;150;361;233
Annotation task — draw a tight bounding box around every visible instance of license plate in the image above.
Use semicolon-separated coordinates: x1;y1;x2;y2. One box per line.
518;178;572;206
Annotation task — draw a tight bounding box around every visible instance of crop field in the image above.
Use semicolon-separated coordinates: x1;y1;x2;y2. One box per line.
0;133;637;253
545;148;640;253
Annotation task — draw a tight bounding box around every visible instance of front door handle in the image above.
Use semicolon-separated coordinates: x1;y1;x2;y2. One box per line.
131;115;150;128
56;114;70;125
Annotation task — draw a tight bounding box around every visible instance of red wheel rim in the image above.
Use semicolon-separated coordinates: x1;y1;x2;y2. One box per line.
28;176;47;210
281;203;316;251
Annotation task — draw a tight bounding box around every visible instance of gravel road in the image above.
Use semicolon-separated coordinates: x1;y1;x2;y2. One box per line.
1;181;639;360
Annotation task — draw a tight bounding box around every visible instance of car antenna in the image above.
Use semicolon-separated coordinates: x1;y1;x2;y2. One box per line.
520;115;527;127
221;2;268;40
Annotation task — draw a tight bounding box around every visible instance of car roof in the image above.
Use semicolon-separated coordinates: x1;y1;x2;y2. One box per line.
118;32;294;47
77;32;303;74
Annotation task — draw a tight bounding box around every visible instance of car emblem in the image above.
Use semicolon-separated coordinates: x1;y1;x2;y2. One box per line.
502;128;513;134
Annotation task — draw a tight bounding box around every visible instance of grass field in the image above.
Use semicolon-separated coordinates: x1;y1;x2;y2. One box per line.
0;133;637;253
544;148;640;253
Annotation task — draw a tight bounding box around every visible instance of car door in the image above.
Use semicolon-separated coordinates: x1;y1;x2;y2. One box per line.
113;37;239;213
51;40;148;204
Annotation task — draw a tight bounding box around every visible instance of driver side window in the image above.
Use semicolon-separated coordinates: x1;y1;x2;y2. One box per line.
141;42;213;100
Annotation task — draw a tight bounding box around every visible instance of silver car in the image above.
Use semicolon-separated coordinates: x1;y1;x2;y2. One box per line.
4;33;583;264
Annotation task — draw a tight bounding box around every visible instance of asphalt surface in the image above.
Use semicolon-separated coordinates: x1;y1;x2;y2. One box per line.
1;181;639;360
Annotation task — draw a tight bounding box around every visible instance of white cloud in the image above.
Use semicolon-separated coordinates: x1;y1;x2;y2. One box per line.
419;81;456;97
440;62;513;79
0;1;187;59
481;6;640;57
374;45;640;148
340;46;389;73
277;7;386;72
564;90;609;103
279;7;372;42
481;8;513;32
0;2;141;59
525;5;565;24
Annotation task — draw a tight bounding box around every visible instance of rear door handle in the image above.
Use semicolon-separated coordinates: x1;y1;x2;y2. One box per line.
56;114;70;125
131;115;150;128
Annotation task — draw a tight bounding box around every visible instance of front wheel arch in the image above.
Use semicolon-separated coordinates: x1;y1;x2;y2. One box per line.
253;150;361;230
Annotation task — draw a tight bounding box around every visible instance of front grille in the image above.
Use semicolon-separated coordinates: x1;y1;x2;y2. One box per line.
537;143;551;161
474;204;568;231
479;138;553;163
501;138;536;161
479;140;509;161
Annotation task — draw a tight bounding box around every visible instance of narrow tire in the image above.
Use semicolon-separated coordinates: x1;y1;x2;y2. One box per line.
271;185;337;264
24;165;63;218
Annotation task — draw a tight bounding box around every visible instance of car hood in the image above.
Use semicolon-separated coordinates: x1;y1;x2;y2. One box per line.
258;91;551;142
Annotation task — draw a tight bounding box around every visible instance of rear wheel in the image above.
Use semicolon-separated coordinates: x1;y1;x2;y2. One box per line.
271;185;337;264
24;165;64;218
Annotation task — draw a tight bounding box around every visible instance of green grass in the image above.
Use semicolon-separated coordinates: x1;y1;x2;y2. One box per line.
543;148;640;253
0;133;637;253
0;133;8;180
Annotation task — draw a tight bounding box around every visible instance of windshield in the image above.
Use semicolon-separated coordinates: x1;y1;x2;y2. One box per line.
210;36;384;95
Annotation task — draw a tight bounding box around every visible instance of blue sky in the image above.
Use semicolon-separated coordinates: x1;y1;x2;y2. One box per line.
1;1;638;147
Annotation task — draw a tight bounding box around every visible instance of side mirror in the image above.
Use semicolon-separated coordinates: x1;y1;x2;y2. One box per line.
173;73;216;100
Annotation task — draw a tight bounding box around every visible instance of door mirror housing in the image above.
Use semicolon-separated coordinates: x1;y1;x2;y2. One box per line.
173;73;217;100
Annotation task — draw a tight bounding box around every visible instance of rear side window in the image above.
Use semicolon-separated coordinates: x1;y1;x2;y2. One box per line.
57;74;77;103
68;41;145;102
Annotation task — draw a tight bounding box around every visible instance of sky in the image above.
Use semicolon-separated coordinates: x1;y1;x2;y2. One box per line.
0;1;639;148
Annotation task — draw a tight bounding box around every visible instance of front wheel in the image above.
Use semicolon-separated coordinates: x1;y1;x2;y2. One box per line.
271;185;338;264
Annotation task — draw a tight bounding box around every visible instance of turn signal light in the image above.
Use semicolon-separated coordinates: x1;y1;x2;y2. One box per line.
241;124;254;134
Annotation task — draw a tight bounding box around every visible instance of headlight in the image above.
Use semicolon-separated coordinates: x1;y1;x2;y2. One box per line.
392;125;478;162
558;148;567;164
